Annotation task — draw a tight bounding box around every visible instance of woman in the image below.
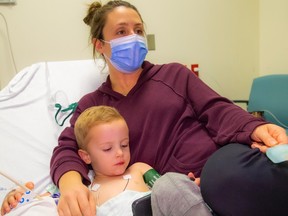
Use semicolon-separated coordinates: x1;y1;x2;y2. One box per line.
52;2;288;216
2;1;287;216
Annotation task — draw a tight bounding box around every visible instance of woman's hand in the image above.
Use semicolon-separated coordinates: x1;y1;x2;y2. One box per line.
1;182;34;215
57;171;96;216
251;124;288;153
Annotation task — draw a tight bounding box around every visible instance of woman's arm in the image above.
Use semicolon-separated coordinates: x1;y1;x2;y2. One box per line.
50;93;98;216
57;171;95;216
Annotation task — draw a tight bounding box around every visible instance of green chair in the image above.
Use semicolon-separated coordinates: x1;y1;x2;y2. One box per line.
237;74;288;134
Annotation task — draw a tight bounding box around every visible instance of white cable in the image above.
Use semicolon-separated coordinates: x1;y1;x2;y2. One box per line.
0;170;30;191
0;12;18;73
0;170;42;200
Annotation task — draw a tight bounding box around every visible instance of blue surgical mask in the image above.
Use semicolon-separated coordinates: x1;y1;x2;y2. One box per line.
103;34;148;73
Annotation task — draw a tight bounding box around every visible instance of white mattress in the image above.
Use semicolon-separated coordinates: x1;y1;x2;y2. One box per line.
0;59;108;204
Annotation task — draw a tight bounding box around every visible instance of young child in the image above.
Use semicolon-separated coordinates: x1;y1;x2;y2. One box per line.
1;106;160;216
74;105;160;215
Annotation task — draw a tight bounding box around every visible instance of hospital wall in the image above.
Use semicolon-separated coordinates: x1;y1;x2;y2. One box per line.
0;0;287;102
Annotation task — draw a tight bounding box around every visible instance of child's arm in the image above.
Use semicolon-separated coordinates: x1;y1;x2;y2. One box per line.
133;162;161;189
143;168;161;188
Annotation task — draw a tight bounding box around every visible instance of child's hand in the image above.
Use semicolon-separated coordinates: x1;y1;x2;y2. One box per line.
187;172;201;186
1;182;34;215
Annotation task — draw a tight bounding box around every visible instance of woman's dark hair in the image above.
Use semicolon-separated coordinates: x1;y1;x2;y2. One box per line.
83;1;144;58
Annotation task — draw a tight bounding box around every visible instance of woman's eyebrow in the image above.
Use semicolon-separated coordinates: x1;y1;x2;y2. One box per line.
115;22;143;27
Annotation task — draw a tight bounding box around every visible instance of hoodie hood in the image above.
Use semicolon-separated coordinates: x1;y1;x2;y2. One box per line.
97;61;163;99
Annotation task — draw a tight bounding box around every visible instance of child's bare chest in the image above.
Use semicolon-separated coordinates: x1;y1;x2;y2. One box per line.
91;173;149;205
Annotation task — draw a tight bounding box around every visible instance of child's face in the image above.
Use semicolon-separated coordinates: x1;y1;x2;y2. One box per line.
81;119;130;177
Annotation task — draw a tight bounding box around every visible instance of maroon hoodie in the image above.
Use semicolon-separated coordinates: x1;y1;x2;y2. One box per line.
50;61;265;185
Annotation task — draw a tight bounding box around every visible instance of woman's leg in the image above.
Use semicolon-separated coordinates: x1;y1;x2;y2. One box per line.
151;172;212;216
201;144;288;216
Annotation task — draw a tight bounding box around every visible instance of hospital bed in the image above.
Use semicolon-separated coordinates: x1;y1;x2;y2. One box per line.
0;59;153;215
0;59;109;214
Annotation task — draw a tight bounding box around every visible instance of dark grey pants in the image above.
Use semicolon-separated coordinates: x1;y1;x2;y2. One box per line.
151;172;212;216
201;144;288;216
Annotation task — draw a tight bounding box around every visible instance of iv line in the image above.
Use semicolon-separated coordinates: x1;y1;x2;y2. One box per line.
0;170;42;200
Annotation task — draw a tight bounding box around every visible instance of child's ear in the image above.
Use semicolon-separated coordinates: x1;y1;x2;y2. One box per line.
78;149;91;164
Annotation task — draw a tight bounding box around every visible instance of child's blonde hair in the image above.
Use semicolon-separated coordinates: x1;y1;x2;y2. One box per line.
74;106;124;150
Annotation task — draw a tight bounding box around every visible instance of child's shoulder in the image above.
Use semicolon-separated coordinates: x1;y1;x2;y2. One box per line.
128;162;152;174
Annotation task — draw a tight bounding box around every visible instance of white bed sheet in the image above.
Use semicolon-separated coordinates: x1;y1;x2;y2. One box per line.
0;59;108;206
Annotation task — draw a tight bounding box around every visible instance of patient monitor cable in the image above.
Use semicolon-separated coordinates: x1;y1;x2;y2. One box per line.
0;170;42;202
0;12;18;73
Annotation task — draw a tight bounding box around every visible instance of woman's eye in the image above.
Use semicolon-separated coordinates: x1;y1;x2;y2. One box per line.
116;30;126;35
135;29;144;35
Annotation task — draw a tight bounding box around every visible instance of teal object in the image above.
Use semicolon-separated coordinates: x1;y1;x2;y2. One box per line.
247;75;288;134
143;169;161;189
266;144;288;163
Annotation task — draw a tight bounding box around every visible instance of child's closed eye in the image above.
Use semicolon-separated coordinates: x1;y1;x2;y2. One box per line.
103;147;112;152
